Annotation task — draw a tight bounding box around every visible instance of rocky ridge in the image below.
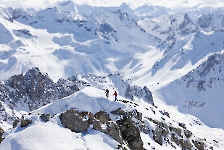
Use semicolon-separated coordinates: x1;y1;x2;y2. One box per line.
0;67;153;129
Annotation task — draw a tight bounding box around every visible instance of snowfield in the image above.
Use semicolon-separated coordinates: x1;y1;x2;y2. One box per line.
0;1;224;150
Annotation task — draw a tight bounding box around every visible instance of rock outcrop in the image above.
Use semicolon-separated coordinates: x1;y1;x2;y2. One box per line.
40;114;51;122
2;67;82;111
20;116;32;127
117;117;144;150
13;119;20;128
94;110;111;124
0;127;4;143
59;110;90;133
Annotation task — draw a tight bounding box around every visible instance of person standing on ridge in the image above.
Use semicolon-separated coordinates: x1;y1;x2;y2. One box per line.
105;89;109;98
113;91;118;101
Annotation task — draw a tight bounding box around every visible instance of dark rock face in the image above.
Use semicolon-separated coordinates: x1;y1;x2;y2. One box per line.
152;127;164;145
13;119;20;128
192;140;205;150
179;139;192;150
59;110;89;133
93;119;123;144
184;129;192;138
179;13;198;35
117;117;144;150
169;127;182;137
0;126;4;143
107;122;123;144
124;85;154;106
111;108;126;116
99;23;114;34
40;114;51;122
20;116;32;127
142;86;154;105
93;119;103;132
92;110;123;144
152;122;169;145
198;13;213;28
94;110;111;124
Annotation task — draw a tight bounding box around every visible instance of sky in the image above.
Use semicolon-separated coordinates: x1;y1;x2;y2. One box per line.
1;0;224;9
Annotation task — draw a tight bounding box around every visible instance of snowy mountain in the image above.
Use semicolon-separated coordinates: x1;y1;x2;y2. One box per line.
0;1;224;150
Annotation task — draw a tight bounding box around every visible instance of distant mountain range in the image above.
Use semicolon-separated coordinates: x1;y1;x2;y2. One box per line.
0;2;224;150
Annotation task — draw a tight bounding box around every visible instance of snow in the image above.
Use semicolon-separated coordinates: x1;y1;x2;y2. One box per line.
0;1;224;150
0;120;118;150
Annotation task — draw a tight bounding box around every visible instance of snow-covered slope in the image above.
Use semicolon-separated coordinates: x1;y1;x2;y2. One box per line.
159;51;224;128
0;1;224;150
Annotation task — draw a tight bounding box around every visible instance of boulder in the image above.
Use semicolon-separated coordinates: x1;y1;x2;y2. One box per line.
20;116;32;127
94;110;111;124
59;110;89;133
40;114;51;122
13;119;20;128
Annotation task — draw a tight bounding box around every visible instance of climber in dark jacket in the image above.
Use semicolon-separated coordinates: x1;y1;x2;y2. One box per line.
105;89;109;98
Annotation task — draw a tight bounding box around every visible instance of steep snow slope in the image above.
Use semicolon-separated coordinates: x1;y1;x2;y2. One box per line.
159;51;224;128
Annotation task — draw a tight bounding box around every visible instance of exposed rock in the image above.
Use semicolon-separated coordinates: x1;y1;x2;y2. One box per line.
13;119;20;128
192;140;205;150
88;112;94;124
152;122;169;146
169;126;182;137
107;122;123;144
92;118;123;144
171;133;179;146
4;67;81;111
117;117;144;150
178;13;198;35
94;110;111;124
40;114;51;122
111;108;126;116
20;116;32;127
0;126;4;143
178;122;186;129
59;110;89;133
197;13;213;28
184;129;193;138
142;86;154;106
78;111;89;118
179;139;192;150
99;23;114;34
93;119;105;132
124;85;134;100
124;85;154;106
152;128;164;145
